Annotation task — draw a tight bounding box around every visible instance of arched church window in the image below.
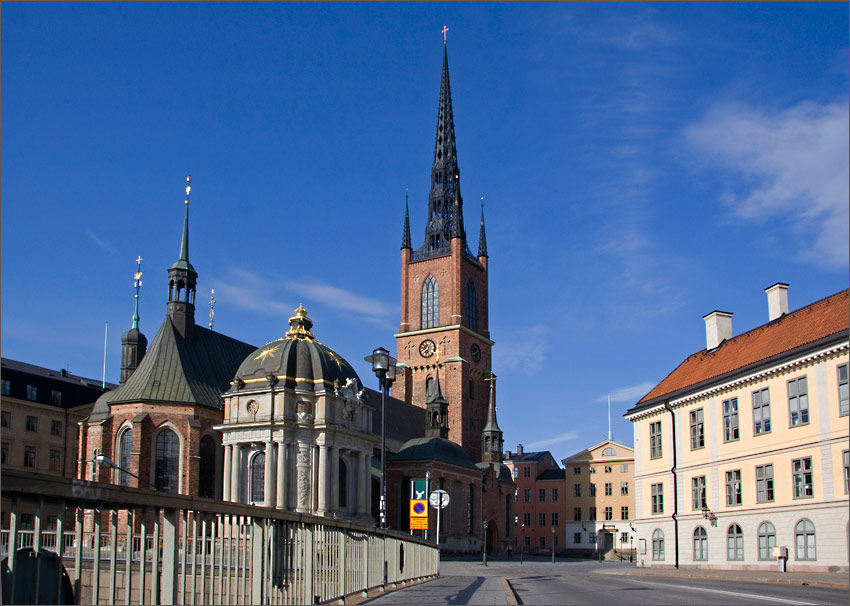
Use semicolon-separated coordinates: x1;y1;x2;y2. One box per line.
466;281;477;332
198;435;217;499
339;459;348;509
602;447;616;456
118;428;133;487
154;429;180;494
251;453;265;503
422;276;439;329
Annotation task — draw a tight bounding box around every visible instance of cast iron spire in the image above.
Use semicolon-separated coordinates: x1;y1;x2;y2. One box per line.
401;191;411;250
121;256;147;383
419;43;466;255
478;199;488;258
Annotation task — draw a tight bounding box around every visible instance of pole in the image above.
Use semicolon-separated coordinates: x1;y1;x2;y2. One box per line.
483;522;488;567
425;469;431;541
436;500;441;549
520;525;524;564
380;377;387;586
551;527;555;563
608;394;612;441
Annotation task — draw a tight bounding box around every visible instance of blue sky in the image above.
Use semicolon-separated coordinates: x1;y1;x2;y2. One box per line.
2;2;848;463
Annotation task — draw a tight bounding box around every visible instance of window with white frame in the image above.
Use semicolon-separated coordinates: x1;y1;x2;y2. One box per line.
792;457;813;498
573;467;581;475
838;364;849;416
551;512;559;526
690;408;704;449
727;524;743;560
725;469;742;506
524;489;530;502
795;519;816;560
758;522;776;560
523;466;531;478
756;464;774;503
551;488;559;502
752;388;771;434
573;532;582;544
539;488;546;502
693;526;708;561
604;465;612;473
620;464;628;472
1;379;10;395
523;513;531;527
26;385;37;401
421;275;439;329
604;483;612;496
573;484;581;497
649;421;662;459
589;507;597;521
604;507;613;521
589;483;597;497
50;420;62;437
538;513;545;526
652;529;664;560
788;376;809;426
651;483;663;514
588;532;597;544
621;482;629;496
723;397;739;442
573;507;581;521
843;451;849;494
621;506;629;520
692;476;707;510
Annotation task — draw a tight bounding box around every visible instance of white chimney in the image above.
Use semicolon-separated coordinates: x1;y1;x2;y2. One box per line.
765;283;789;321
703;310;733;350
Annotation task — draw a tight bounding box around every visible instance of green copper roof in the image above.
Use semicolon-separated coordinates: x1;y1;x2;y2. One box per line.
169;201;196;273
90;315;255;419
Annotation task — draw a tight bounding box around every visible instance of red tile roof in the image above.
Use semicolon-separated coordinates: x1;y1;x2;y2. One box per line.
636;289;849;406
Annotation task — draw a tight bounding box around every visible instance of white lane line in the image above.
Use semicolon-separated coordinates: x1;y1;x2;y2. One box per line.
629;579;819;605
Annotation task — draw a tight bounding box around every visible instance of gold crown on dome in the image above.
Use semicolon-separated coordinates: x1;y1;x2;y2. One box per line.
286;304;315;340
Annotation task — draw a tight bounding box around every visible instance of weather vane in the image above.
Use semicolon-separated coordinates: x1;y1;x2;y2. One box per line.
442;25;448;44
185;176;191;205
209;289;216;329
131;256;143;330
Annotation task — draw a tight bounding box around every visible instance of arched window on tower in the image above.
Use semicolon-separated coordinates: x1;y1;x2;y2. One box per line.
466;281;477;332
198;435;217;499
118;429;133;487
154;429;180;494
251;453;265;503
422;276;439;329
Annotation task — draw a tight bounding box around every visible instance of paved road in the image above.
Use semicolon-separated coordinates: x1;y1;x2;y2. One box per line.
362;558;848;605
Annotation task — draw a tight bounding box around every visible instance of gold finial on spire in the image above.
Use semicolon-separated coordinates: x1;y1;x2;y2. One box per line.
185;176;191;205
442;25;449;44
286;304;315;340
131;256;143;330
208;289;216;329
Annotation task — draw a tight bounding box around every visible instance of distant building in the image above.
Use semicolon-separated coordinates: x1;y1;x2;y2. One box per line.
504;445;565;554
1;359;113;479
561;440;635;559
626;285;849;572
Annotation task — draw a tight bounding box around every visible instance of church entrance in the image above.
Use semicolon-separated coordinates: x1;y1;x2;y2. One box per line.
486;520;499;554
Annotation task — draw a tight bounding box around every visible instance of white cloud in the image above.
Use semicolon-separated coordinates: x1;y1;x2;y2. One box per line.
685;98;850;267
596;381;656;405
212;281;293;317
495;324;549;375
85;230;116;254
283;280;396;319
526;431;579;450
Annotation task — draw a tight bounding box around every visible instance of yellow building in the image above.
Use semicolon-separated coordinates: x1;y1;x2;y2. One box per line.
625;285;849;572
561;439;635;559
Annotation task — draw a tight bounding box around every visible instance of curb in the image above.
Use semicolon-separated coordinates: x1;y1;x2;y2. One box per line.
592;569;848;590
503;577;521;605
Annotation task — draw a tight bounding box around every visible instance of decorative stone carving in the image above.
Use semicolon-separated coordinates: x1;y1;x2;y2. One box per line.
296;400;313;424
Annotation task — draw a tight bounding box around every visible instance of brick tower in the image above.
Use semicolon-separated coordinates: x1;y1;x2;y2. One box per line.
394;44;492;462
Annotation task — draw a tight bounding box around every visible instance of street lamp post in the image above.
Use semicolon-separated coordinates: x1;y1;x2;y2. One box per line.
365;346;397;587
91;449;157;490
483;521;489;567
551;526;556;563
520;524;525;564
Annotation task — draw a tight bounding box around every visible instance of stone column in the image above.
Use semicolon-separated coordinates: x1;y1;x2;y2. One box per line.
317;445;329;515
329;445;339;513
276;441;288;510
296;443;311;513
264;441;277;508
223;444;233;501
357;451;367;516
230;444;241;504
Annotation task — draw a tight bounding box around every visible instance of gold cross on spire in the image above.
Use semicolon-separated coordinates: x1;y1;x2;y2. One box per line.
185;176;191;205
442;25;449;44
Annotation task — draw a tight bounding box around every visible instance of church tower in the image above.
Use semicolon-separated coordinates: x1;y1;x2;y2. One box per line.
395;44;493;461
167;177;197;338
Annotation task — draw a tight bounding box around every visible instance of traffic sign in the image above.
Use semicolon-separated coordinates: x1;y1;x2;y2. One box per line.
410;499;428;517
429;489;450;509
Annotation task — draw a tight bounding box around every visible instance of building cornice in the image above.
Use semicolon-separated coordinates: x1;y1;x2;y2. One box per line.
394;324;495;346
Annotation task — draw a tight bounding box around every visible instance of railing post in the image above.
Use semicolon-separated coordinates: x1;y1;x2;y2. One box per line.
338;529;346;602
56;500;67;599
251;517;264;605
74;504;83;605
93;506;102;605
160;507;179;605
8;495;19;604
108;508;118;605
304;524;314;604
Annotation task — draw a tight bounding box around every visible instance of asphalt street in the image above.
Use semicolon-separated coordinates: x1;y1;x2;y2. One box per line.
361;558;849;605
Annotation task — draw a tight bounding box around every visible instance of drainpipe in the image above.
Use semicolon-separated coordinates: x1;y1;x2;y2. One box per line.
663;401;679;568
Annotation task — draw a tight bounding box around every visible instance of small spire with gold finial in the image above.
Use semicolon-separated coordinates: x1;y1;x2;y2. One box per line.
131;256;143;330
208;289;216;329
285;304;316;340
185;175;191;205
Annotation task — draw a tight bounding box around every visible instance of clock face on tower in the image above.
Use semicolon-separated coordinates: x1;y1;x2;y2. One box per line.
470;343;481;362
419;339;436;358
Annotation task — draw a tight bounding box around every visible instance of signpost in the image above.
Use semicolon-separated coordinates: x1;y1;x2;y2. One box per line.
410;499;428;530
429;489;450;549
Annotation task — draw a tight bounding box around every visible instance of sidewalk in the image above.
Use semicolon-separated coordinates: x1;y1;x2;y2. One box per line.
593;563;849;589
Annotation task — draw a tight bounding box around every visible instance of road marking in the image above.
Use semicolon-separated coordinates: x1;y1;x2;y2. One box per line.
630;579;819;605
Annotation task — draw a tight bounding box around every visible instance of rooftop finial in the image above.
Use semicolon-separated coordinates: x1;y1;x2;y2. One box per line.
208;289;216;329
442;25;448;44
286;304;315;340
131;256;143;330
185;175;191;205
401;188;412;249
478;196;488;258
